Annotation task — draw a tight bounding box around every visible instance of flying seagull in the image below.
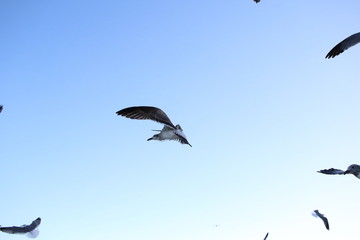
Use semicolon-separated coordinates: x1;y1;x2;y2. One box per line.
325;32;360;58
312;210;329;230
318;164;360;179
263;232;269;240
0;217;41;238
116;106;192;146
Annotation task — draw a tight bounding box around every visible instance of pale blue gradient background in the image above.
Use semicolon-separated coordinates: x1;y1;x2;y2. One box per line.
1;0;360;239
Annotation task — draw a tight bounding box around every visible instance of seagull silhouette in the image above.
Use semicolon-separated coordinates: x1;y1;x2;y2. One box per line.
0;217;41;238
312;210;329;230
116;106;191;146
318;164;360;179
326;32;360;58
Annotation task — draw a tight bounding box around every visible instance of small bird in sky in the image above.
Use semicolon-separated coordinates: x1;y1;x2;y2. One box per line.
318;164;360;179
0;105;3;113
263;232;269;240
0;217;41;238
325;32;360;58
254;0;260;3
312;210;329;230
116;106;191;146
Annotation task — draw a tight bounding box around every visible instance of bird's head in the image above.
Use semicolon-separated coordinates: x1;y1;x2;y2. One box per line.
344;164;360;176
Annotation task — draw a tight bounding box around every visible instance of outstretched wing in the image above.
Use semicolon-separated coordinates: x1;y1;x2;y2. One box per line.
263;232;269;240
25;218;41;233
317;168;344;175
0;217;41;235
116;106;176;129
174;128;192;147
326;32;360;58
313;210;329;230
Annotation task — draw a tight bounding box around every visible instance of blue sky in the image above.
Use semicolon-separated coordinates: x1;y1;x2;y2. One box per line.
1;0;360;239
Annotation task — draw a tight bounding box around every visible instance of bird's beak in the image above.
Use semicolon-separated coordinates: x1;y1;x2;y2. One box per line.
344;170;349;175
147;137;153;141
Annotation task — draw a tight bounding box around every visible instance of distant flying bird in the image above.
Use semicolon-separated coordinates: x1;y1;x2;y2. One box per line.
318;164;360;179
0;217;41;238
116;106;192;146
264;232;269;240
312;210;329;230
326;32;360;58
0;105;3;113
254;0;260;3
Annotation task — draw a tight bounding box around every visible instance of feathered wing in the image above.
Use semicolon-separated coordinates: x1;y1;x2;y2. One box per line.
25;218;41;233
263;232;269;240
0;218;41;236
326;32;360;58
322;216;330;230
313;210;329;230
116;106;176;128
317;168;344;175
174;129;192;147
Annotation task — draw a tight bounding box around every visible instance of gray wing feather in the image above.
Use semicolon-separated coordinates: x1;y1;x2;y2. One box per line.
264;232;269;240
326;32;360;58
116;106;176;129
317;168;344;175
174;129;192;147
314;210;329;230
0;218;41;235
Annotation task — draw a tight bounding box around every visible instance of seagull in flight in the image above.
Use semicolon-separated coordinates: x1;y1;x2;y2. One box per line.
326;32;360;58
0;217;41;238
116;106;192;146
312;210;329;230
318;164;360;179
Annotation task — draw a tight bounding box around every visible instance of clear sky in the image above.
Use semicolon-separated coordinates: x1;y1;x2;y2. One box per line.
1;0;360;239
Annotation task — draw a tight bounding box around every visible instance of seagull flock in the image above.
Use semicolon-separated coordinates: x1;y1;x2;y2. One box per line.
1;1;359;239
